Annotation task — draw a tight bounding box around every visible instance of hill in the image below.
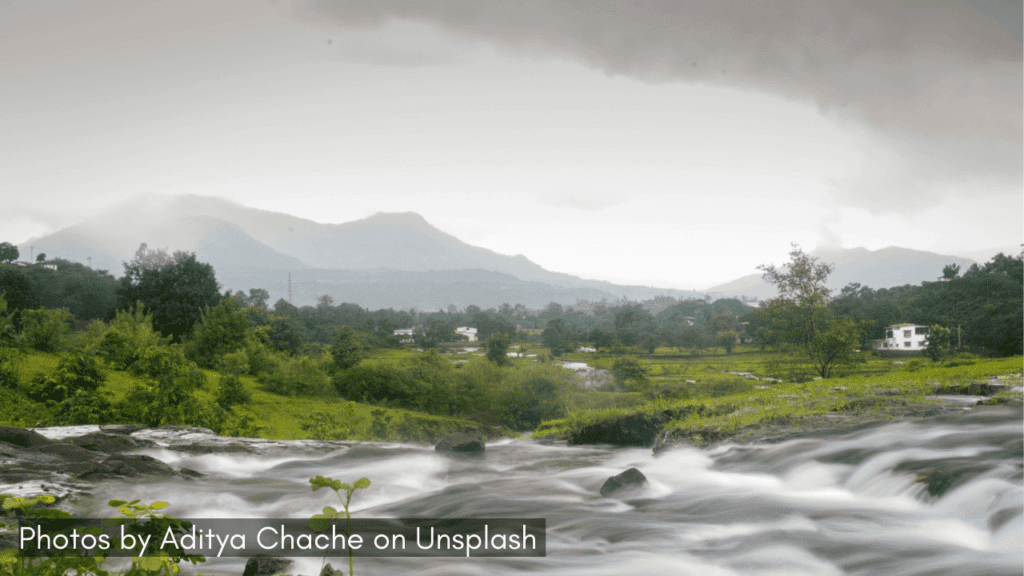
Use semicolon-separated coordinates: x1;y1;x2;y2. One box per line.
706;246;977;299
20;194;704;309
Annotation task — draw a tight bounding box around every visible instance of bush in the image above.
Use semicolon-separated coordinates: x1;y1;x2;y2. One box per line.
20;307;75;352
259;354;332;396
27;352;106;404
216;372;251;410
612;357;649;391
184;298;250;368
53;392;119;425
99;304;168;370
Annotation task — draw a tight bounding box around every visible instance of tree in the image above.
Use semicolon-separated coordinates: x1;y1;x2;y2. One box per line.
759;246;862;378
35;253;46;263
330;325;363;371
806;315;863;378
758;245;834;344
247;288;270;309
941;263;960;280
116;247;220;341
486;333;512;366
924;325;951;361
542;318;573;356
184;297;251;368
611;357;648;391
0;242;18;263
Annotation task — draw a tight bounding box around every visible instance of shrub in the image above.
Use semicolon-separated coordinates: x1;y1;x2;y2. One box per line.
259;354;332;396
184;297;250;368
216;372;251;410
20;307;75;352
27;352;106;404
612;357;649;391
99;304;168;370
53;391;119;425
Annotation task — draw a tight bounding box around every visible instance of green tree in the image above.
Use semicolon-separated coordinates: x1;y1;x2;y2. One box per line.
542;318;573;356
806;315;863;378
0;242;18;263
20;307;75;352
35;253;46;263
486;333;512;366
116;246;220;341
330;325;363;371
184;297;251;368
611;357;648;391
758;244;834;344
759;246;863;378
924;324;951;361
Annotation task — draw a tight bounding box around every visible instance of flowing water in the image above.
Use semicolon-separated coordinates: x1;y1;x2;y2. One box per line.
30;405;1024;575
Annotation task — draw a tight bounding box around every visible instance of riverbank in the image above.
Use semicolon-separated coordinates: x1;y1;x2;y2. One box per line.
534;356;1023;449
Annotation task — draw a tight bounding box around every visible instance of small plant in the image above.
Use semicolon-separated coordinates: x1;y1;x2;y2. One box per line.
309;475;371;576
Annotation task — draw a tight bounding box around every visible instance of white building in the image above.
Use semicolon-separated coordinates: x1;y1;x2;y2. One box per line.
393;328;415;343
872;324;930;351
455;326;478;342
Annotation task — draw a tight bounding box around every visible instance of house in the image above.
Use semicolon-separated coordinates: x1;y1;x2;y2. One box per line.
393;328;415;343
455;326;478;342
872;323;930;353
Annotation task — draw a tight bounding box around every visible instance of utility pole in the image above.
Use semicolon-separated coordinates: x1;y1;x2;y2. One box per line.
87;256;92;268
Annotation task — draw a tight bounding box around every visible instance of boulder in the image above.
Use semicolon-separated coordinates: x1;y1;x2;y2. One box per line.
66;432;141;453
242;555;292;576
0;426;55;449
75;454;177;481
435;428;485;454
35;443;102;461
568;413;668;447
600;467;648;497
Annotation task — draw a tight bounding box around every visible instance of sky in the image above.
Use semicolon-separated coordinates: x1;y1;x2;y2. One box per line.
1;0;1020;289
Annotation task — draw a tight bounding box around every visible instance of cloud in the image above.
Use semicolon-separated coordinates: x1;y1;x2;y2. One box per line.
280;0;1022;212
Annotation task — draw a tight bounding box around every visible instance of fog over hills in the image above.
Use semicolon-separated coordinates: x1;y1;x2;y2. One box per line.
706;246;977;300
20;195;706;309
20;194;980;309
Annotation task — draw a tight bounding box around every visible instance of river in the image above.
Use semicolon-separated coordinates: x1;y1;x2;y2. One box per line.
21;404;1024;575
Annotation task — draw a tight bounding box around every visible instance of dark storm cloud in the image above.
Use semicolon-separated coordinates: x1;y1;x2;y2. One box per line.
281;0;1022;209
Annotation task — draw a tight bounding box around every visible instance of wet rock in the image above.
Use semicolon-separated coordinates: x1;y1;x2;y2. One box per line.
242;555;292;576
172;442;255;454
99;424;144;435
600;467;647;497
435;428;484;453
569;413;668;447
66;432;142;453
35;443;102;461
0;426;56;449
75;454;177;481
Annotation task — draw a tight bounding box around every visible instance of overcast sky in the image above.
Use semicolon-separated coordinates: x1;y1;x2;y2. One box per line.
1;0;1020;289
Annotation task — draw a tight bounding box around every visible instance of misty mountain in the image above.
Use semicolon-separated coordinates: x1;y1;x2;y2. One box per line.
21;194;704;308
706;246;977;299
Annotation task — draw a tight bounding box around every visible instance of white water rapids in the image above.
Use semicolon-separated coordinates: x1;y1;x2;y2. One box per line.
23;405;1024;576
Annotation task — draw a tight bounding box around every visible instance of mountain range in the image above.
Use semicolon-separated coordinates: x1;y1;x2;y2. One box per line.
19;195;978;310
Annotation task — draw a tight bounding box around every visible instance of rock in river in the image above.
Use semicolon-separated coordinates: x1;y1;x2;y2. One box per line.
600;467;648;497
435;427;485;454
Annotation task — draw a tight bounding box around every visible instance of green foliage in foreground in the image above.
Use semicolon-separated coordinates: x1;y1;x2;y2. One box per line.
1;474;374;576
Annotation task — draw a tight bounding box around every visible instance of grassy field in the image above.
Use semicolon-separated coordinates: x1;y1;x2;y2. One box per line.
535;350;1023;443
1;349;482;443
4;344;1020;446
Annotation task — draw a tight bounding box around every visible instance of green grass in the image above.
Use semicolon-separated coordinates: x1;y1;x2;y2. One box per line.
1;349;484;443
534;354;1023;441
